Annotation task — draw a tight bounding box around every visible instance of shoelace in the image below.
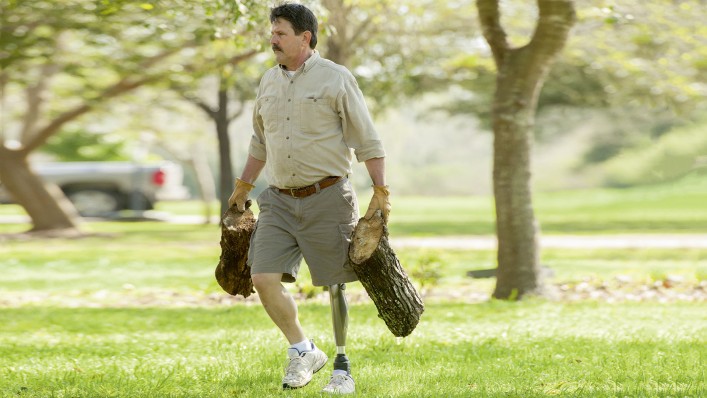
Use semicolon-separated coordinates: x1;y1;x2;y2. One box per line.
284;356;305;378
328;374;350;387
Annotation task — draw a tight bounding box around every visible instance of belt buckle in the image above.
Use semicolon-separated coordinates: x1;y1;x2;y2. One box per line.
289;188;297;198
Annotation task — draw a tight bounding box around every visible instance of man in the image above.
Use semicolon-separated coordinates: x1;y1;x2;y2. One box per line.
227;3;390;395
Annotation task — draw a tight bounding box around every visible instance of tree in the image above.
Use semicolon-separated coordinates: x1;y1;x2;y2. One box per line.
476;0;576;299
0;0;261;233
0;1;195;233
171;1;269;215
319;0;478;112
179;53;263;216
445;1;707;174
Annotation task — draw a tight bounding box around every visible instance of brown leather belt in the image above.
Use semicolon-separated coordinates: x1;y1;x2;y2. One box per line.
277;176;342;198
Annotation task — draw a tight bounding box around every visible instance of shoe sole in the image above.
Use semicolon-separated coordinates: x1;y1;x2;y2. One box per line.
282;354;328;390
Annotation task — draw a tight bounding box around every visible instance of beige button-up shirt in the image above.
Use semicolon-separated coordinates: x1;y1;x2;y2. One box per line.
248;51;385;189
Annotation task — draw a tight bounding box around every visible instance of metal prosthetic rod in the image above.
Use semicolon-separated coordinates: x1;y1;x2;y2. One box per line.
329;283;350;373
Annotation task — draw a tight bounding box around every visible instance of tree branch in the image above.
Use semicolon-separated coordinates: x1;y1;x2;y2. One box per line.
476;0;509;67
349;16;376;49
21;43;194;155
19;63;54;143
21;75;156;155
226;49;258;67
175;49;259;119
528;0;576;60
189;97;217;119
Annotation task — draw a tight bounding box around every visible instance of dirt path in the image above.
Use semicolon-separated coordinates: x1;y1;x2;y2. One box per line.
3;214;706;249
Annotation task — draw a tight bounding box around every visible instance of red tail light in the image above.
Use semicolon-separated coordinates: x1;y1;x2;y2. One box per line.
152;169;166;186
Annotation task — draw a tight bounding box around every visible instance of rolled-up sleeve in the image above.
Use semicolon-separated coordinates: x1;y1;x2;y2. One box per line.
339;73;385;162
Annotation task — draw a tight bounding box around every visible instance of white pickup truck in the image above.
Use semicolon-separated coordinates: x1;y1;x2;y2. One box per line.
0;161;190;217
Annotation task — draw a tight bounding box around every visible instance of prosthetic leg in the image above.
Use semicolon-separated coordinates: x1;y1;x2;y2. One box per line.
328;283;350;374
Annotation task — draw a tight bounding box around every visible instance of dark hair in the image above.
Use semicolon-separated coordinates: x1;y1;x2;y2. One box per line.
270;3;318;49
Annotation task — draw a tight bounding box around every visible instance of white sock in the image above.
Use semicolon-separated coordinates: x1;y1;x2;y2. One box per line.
333;369;349;377
290;339;312;353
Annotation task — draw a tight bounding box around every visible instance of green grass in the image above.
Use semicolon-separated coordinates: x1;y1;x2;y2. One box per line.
1;302;705;397
2;220;704;304
1;222;705;397
3;173;707;235
385;187;707;236
1;178;706;397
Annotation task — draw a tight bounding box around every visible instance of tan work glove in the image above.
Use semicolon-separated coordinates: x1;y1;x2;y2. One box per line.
228;178;255;212
364;185;391;223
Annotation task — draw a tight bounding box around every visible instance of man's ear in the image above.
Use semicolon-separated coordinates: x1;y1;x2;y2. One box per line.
302;30;312;47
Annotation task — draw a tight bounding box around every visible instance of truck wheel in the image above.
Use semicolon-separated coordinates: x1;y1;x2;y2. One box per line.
65;188;121;217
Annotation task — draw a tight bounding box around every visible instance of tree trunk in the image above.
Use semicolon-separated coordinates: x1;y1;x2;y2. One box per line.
215;86;234;215
0;147;81;234
491;50;543;298
1;45;184;233
477;0;576;299
349;213;424;337
322;0;352;66
189;143;218;224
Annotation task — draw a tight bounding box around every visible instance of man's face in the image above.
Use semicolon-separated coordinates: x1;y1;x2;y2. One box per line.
270;18;307;70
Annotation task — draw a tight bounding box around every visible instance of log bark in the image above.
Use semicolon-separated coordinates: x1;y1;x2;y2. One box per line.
349;213;424;337
215;202;256;298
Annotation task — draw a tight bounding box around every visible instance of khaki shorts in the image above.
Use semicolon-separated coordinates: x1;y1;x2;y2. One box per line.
248;178;359;286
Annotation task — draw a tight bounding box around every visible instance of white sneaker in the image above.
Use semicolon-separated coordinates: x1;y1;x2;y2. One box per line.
322;374;355;394
282;343;328;389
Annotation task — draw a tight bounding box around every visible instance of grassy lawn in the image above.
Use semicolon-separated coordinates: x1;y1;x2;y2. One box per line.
388;185;707;235
2;173;707;235
1;179;706;397
1;302;704;397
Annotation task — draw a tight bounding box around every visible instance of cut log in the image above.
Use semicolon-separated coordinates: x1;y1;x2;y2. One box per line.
349;212;424;337
215;202;256;298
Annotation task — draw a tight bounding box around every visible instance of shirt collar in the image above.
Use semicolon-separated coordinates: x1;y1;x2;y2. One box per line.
301;50;320;73
279;50;320;75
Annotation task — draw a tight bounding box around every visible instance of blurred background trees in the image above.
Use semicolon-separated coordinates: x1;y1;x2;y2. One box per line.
1;0;705;228
444;0;707;189
0;0;268;230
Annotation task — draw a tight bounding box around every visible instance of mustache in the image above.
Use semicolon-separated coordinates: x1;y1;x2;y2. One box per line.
272;45;282;52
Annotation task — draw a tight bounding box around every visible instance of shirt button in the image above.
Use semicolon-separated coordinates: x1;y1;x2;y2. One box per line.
292;173;296;176
290;81;293;84
313;99;317;102
286;117;290;120
288;99;291;102
286;136;289;139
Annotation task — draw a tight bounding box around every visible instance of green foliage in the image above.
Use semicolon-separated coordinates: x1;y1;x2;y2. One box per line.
599;120;707;186
317;0;480;114
42;129;129;161
401;250;443;293
1;0;269;152
574;1;707;112
570;106;685;165
438;0;707;168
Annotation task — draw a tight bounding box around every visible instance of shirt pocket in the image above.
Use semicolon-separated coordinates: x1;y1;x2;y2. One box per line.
300;98;339;134
257;96;279;133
